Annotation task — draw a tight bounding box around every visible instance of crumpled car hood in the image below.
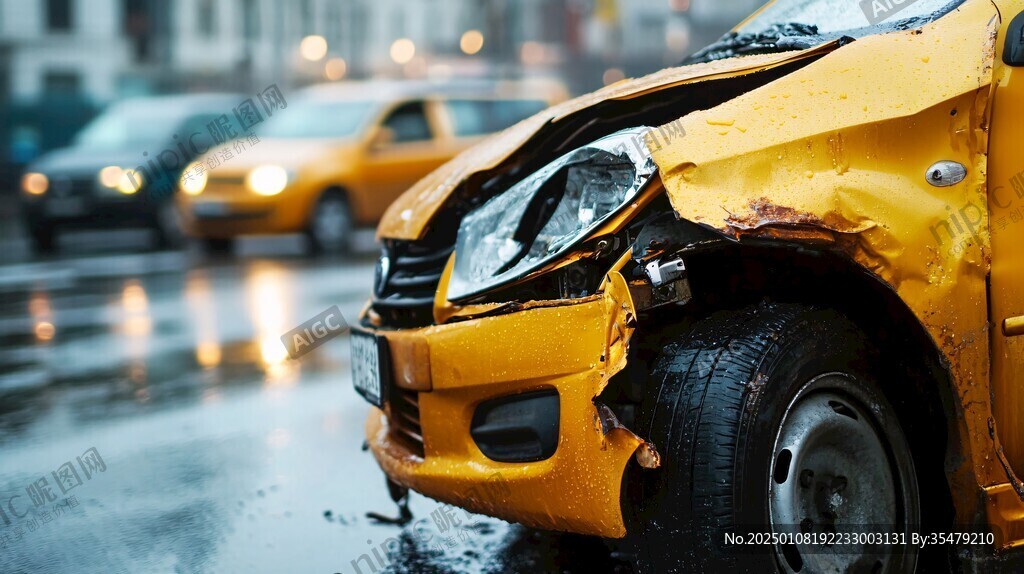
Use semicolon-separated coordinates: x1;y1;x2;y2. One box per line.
377;43;841;240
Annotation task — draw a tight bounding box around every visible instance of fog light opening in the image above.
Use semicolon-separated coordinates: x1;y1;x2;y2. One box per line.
470;389;559;462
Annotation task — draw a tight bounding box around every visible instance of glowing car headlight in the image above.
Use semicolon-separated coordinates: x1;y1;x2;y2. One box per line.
246;165;289;196
98;166;123;188
98;166;142;195
22;172;48;195
448;126;657;301
180;162;208;196
116;169;143;195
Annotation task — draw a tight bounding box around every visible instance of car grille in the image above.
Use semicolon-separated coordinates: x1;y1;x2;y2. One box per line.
207;174;247;186
372;241;453;329
389;387;424;457
48;176;96;198
372;239;452;457
69;178;95;197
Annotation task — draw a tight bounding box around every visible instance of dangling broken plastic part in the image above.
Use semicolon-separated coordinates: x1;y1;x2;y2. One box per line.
365;477;413;525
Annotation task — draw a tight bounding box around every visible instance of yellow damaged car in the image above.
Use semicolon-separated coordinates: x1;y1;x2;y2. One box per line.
176;81;561;253
352;0;1024;571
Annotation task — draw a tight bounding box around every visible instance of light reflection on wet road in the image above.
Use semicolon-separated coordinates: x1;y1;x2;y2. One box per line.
0;237;625;574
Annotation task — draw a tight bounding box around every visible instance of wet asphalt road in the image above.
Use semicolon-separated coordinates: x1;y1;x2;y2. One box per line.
0;229;627;574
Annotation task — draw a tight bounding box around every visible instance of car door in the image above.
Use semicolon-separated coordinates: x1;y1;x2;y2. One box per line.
359;99;453;221
987;1;1024;482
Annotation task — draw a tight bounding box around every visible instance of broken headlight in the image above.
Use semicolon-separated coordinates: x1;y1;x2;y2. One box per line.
448;127;657;301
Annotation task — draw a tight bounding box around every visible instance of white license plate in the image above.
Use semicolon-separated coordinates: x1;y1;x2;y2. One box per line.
45;198;85;217
350;331;386;407
193;202;231;217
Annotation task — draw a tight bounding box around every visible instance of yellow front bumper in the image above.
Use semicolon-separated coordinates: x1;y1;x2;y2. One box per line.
176;184;312;238
362;271;646;538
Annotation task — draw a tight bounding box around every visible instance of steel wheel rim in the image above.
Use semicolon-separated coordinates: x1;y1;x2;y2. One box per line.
768;374;909;573
313;197;349;250
158;201;184;246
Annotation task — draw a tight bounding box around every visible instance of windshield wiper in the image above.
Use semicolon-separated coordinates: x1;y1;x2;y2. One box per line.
685;22;831;65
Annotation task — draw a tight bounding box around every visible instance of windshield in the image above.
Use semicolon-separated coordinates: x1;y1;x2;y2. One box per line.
688;0;964;64
74;103;188;150
258;100;376;139
739;0;964;35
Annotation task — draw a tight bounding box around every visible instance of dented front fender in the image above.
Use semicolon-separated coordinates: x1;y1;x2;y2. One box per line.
653;0;1003;498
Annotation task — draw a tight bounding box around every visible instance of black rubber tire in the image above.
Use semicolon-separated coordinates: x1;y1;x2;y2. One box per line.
152;201;185;250
305;190;352;255
200;237;234;254
28;223;57;253
633;302;920;573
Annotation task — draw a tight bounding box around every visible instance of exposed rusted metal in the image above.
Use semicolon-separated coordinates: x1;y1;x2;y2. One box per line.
721;198;868;248
990;417;1024;502
595;403;661;469
634;443;662;470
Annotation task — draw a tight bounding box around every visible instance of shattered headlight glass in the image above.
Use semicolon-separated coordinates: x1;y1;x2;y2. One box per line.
449;127;657;301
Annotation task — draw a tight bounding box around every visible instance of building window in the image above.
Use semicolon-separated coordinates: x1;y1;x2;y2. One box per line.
43;71;81;94
300;0;313;36
348;2;367;70
123;0;153;62
241;0;260;41
326;1;340;47
47;0;73;32
197;0;216;37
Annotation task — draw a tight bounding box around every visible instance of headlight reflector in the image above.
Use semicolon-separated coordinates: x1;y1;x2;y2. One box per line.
180;162;208;196
22;172;48;195
449;127;657;300
116;169;143;195
97;166;143;195
98;165;123;188
246;165;288;196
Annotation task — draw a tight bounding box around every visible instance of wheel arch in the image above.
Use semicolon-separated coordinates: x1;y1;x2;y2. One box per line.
310;181;377;226
313;184;351;208
630;241;975;529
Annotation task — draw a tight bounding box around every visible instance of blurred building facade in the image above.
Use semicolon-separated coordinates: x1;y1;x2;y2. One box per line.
0;0;760;188
1;0;764;103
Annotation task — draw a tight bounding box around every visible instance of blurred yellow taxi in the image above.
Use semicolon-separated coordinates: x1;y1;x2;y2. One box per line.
176;80;565;252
